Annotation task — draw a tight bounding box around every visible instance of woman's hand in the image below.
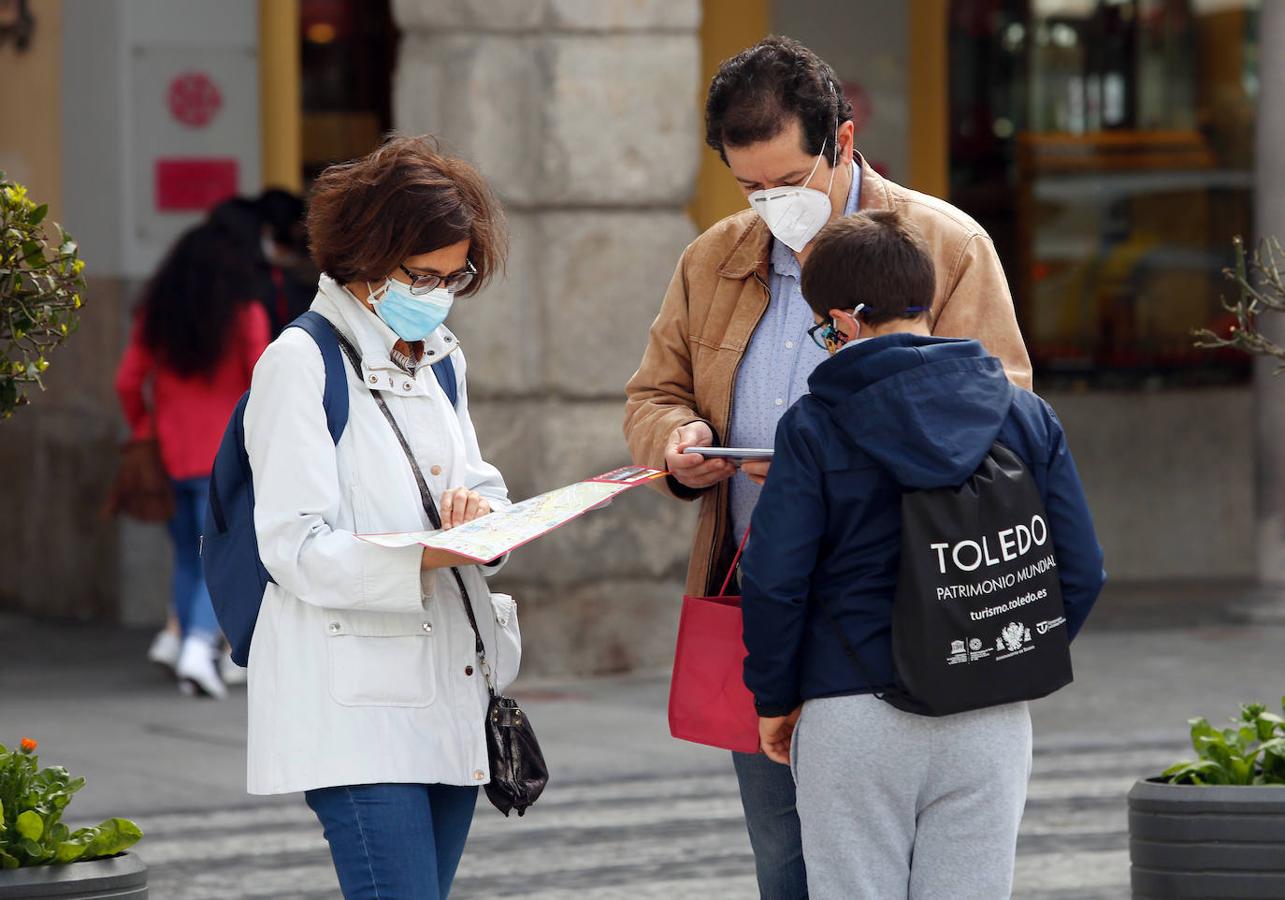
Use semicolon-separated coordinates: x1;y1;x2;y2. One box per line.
759;708;801;766
420;547;477;571
439;488;492;530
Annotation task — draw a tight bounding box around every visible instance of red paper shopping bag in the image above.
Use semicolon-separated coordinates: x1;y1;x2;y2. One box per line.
668;530;761;754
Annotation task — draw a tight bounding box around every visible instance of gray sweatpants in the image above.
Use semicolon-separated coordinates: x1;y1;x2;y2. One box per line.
792;694;1032;900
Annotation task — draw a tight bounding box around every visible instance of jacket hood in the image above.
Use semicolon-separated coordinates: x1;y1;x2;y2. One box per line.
807;334;1014;489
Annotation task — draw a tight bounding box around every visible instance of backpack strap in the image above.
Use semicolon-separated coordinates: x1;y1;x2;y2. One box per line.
432;355;458;408
288;311;349;445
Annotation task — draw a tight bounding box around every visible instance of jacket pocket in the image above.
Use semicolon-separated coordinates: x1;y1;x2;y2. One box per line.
325;611;437;708
488;593;522;692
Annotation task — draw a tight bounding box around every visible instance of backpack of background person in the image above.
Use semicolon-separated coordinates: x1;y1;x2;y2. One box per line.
202;310;458;666
884;441;1073;715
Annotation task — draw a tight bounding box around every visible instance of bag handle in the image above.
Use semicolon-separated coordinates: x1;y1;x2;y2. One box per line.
717;527;753;598
333;331;497;698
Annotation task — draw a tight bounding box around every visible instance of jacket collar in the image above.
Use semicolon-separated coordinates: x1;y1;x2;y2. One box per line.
715;154;895;281
312;274;461;374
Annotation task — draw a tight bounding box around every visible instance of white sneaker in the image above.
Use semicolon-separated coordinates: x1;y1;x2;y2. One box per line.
147;629;181;672
176;637;227;700
218;652;248;686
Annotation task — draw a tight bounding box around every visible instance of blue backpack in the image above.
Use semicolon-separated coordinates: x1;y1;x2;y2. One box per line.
202;310;458;666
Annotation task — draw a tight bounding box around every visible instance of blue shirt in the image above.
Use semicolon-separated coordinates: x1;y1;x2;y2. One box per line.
728;163;862;539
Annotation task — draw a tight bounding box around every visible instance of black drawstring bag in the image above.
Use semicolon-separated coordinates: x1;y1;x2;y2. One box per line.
337;333;549;815
823;442;1073;716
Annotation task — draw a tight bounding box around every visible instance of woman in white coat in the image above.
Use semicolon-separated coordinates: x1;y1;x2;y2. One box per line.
242;136;519;899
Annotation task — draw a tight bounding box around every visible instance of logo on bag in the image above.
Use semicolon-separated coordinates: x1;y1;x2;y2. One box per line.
1036;617;1066;635
968;638;982;651
994;621;1037;661
1001;622;1026;652
947;639;969;665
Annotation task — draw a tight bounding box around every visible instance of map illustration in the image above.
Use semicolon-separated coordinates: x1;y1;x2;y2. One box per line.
357;466;665;562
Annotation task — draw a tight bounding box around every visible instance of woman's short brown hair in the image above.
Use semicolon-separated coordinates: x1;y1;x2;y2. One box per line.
800;209;935;327
306;135;506;297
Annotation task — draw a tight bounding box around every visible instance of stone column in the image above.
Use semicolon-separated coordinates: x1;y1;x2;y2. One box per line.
392;0;702;675
1254;1;1285;601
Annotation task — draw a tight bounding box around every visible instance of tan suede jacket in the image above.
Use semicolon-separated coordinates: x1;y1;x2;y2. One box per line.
624;158;1033;598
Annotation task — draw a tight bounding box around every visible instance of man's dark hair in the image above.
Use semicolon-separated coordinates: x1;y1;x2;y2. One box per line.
801;210;935;327
705;36;853;164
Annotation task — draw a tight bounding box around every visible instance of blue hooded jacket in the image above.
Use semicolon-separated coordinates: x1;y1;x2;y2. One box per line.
740;334;1106;717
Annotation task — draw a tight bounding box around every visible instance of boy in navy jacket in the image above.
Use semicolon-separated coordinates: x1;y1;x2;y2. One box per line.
740;209;1104;899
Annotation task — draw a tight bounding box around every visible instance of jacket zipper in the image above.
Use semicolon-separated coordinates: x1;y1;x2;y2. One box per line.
704;270;772;594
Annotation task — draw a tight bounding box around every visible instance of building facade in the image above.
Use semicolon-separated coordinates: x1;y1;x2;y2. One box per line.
0;0;1278;675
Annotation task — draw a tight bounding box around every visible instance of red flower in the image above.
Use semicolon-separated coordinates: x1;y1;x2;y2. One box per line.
19;737;37;753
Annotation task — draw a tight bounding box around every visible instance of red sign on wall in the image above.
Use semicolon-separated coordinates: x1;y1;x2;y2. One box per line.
155;158;238;212
167;72;223;128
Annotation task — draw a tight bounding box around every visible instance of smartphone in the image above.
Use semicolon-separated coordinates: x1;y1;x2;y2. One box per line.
682;447;774;461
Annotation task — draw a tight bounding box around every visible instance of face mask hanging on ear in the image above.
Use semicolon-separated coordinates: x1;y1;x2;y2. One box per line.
748;134;840;253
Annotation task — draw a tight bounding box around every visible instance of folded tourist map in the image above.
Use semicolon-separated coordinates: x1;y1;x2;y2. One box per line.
356;466;666;562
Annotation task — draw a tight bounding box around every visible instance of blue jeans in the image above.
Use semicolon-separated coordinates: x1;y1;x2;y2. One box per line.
305;783;479;899
733;751;809;899
167;477;220;643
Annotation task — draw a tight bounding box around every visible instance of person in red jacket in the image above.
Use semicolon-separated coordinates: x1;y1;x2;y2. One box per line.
115;221;270;698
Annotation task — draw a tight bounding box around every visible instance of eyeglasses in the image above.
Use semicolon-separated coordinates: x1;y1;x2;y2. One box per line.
398;259;477;296
807;305;929;350
807;319;844;351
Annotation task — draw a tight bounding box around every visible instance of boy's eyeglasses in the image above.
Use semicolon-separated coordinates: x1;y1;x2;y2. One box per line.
399;259;477;295
807;319;843;351
807;305;930;350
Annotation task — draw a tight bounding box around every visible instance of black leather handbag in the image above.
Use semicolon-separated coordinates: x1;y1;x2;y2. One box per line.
338;334;549;816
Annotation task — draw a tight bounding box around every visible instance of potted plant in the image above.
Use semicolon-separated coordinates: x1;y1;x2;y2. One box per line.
1128;701;1285;898
0;172;85;419
0;738;146;898
1128;242;1285;897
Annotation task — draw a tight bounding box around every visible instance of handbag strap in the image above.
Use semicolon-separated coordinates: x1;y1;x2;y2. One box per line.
718;527;753;597
332;330;497;698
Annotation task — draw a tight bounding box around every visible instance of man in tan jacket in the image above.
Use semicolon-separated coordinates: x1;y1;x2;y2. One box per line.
623;36;1031;900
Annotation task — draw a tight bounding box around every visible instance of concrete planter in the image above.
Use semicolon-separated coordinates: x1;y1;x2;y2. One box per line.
0;853;146;899
1129;779;1285;898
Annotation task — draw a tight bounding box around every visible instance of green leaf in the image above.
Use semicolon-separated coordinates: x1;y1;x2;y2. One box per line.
54;831;93;864
15;810;42;841
29;204;46;226
84;817;142;859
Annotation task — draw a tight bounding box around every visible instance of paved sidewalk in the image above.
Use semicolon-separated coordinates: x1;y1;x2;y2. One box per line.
2;593;1283;898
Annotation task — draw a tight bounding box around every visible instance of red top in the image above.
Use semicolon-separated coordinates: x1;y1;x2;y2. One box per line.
115;303;271;480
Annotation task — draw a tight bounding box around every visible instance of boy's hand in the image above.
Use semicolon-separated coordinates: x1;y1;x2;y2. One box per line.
742;460;771;485
759;708;801;765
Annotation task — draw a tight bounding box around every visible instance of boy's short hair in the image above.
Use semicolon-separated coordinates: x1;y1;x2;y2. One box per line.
800;210;935;327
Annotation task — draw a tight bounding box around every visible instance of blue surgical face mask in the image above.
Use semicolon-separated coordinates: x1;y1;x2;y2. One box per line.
368;278;453;342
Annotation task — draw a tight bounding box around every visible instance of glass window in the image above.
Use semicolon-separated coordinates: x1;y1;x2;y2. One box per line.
950;0;1259;386
299;0;397;185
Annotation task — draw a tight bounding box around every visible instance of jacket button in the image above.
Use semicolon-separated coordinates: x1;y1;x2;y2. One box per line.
328;622;341;634
445;336;453;343
428;349;436;356
465;665;474;676
368;375;378;384
473;769;485;781
422;622;432;634
402;382;412;391
430;465;442;476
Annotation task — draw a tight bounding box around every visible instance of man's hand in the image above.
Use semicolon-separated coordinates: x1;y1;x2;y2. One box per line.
759;708;801;766
665;421;735;490
439;488;492;530
742;459;771;486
